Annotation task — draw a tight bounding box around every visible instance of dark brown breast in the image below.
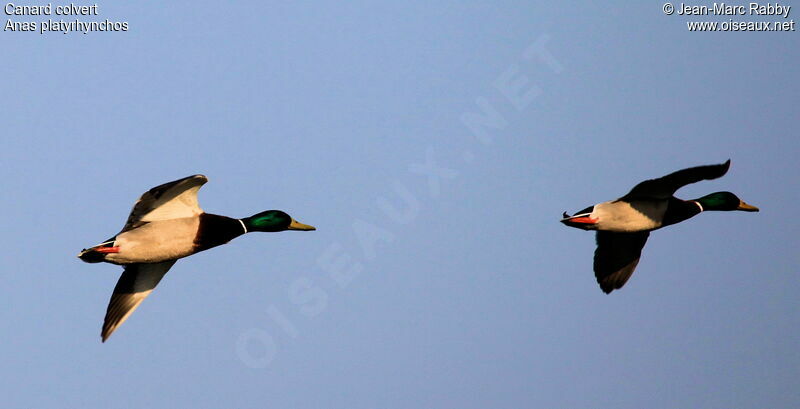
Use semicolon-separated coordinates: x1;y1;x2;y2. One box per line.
193;213;246;252
661;198;703;228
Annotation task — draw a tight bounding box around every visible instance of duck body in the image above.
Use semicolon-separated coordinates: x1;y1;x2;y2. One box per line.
81;214;245;265
561;160;758;294
566;196;701;233
78;175;316;342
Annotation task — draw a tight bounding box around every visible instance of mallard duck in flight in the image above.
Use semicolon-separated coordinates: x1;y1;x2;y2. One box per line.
561;160;758;294
78;175;316;342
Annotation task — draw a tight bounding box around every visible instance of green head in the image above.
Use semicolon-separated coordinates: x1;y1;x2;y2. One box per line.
695;192;759;212
242;210;316;232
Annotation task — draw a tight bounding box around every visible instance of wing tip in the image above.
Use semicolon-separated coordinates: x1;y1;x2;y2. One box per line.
179;174;208;186
708;159;731;180
189;174;209;188
597;278;618;294
101;324;114;343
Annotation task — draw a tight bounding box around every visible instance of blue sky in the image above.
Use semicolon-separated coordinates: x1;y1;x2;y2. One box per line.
1;2;798;408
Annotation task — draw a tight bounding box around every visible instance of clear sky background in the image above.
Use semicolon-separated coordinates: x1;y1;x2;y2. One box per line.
2;2;798;408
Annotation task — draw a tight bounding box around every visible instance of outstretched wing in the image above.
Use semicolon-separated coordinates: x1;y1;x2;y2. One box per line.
623;160;730;200
101;260;176;342
593;231;650;294
121;175;208;232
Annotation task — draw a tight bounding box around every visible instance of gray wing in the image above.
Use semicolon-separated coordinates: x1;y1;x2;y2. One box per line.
120;175;208;232
593;231;650;294
101;260;177;342
623;160;730;200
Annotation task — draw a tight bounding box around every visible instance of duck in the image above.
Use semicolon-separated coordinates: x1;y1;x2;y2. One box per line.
78;175;316;342
560;160;758;294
